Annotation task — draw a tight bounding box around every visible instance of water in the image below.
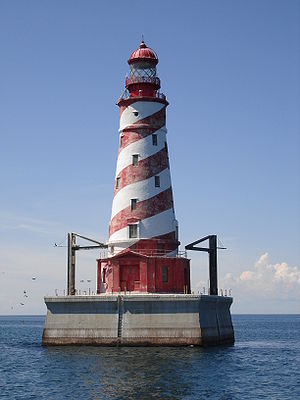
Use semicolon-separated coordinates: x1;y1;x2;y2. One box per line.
0;315;299;399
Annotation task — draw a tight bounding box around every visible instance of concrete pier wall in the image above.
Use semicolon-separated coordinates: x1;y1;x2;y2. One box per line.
42;294;234;346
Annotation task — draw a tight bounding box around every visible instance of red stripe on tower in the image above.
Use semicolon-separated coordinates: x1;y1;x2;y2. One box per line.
118;107;166;152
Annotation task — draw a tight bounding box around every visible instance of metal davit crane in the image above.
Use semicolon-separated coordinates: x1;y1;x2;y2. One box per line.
67;233;107;296
185;235;226;295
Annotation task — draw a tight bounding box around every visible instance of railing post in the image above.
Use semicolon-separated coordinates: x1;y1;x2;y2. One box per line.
67;233;76;296
209;235;218;296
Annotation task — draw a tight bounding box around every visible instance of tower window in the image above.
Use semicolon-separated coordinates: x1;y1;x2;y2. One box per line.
131;198;137;211
120;135;124;147
165;141;168;152
152;134;157;146
132;154;139;166
116;177;120;189
162;266;168;283
157;242;164;254
155;175;160;187
129;224;138;238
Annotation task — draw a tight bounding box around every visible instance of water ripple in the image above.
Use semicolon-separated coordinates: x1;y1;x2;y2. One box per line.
0;315;299;399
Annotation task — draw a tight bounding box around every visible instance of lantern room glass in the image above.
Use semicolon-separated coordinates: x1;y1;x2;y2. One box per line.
129;61;157;78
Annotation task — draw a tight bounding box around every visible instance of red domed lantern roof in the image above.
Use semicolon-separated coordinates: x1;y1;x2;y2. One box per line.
128;39;158;65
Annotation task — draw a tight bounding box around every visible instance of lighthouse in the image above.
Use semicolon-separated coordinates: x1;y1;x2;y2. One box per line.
42;39;234;347
97;40;191;294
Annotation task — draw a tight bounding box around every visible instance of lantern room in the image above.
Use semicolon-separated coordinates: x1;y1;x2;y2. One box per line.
125;39;160;97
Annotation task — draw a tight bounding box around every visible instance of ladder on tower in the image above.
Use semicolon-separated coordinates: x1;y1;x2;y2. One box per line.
117;296;124;338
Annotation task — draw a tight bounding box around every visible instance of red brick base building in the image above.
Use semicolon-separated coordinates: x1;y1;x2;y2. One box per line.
97;250;190;294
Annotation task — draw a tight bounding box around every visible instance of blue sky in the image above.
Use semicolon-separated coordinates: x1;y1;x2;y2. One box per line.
0;0;299;314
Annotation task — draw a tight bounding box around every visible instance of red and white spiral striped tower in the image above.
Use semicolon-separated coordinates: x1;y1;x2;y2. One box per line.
108;39;178;257
97;40;190;294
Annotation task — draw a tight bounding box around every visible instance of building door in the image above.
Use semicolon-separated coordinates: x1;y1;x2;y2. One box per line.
120;264;140;292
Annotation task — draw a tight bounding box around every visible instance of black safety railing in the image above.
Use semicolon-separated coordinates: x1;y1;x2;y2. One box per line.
119;89;166;101
98;248;186;259
125;76;160;87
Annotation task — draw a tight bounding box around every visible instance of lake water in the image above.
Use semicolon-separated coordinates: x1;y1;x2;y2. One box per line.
0;315;299;399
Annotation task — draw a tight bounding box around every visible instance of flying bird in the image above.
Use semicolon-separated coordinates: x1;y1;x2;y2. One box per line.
20;303;24;306
80;280;84;283
32;277;36;280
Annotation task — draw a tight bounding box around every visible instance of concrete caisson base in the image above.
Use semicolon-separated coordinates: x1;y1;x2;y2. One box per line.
42;294;234;346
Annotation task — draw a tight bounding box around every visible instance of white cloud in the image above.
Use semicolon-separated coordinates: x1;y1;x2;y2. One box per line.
193;252;300;312
221;253;300;302
240;270;254;281
255;252;269;268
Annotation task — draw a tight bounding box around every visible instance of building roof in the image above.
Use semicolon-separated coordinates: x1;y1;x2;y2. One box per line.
128;39;158;65
98;249;149;263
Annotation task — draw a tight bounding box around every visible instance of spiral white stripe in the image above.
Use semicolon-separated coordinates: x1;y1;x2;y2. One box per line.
108;208;176;243
111;168;171;219
116;128;166;177
119;101;165;131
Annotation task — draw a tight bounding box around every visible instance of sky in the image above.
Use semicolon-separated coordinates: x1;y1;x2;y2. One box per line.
0;0;299;314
